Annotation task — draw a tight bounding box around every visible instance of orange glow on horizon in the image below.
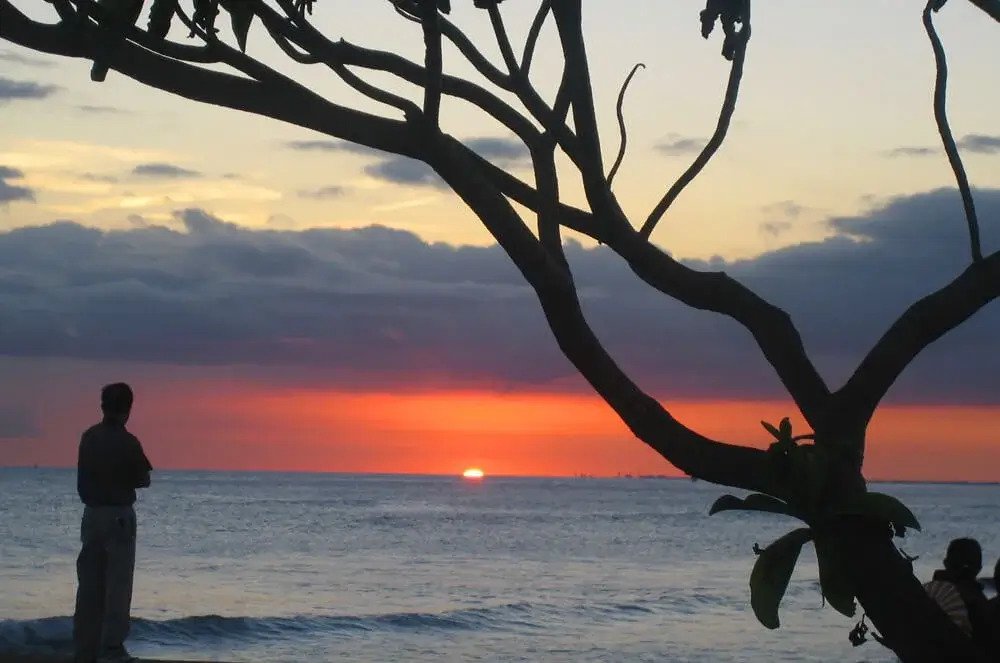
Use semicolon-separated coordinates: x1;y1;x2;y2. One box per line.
5;380;998;482
462;468;485;479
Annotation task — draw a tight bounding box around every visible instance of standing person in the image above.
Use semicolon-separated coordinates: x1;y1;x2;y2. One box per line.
73;383;153;663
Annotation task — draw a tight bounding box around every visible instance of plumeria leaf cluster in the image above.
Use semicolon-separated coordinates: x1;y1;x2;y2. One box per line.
698;0;749;61
709;417;921;630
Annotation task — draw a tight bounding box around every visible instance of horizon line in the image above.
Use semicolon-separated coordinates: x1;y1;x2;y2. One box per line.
3;464;1000;486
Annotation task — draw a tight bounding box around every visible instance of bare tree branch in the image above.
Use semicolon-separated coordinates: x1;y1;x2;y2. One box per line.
420;0;443;126
263;1;539;141
607;62;645;187
550;1;604;173
968;0;1000;22
0;1;421;157
472;159;832;429
521;0;551;78
923;0;983;263
432;135;780;495
641;4;751;239
487;3;519;77
392;0;513;91
835;251;1000;432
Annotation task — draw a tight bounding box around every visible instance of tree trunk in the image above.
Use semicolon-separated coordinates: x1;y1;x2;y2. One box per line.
829;519;989;662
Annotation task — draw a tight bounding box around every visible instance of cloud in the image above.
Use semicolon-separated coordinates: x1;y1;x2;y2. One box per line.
762;201;807;219
364;157;446;188
79;173;119;184
959;134;1000;155
285;140;382;157
885;134;1000;158
885;146;938;158
0;166;34;204
464;137;529;165
0;77;59;103
0;406;39;439
77;104;126;114
288;136;527;187
132;163;202;179
760;221;792;237
0;191;996;403
655;135;706;156
0;50;53;67
298;186;347;199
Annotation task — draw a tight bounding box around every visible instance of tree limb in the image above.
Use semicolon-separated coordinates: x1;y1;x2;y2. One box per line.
968;0;1000;22
432;134;780;495
521;0;551;77
607;62;645;187
420;0;443;126
0;1;422;158
263;1;540;145
835;251;1000;430
471;157;832;430
487;3;519;77
641;5;751;239
923;1;983;263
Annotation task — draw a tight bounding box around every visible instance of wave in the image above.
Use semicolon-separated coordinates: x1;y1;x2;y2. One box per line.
0;600;663;653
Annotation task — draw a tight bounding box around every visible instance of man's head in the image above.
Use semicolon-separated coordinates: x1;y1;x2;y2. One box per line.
101;382;133;424
944;537;982;579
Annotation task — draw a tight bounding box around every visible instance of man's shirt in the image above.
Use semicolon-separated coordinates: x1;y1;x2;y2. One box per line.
77;419;153;507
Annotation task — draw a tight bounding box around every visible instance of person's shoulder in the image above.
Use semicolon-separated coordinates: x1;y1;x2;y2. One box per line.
81;422;104;440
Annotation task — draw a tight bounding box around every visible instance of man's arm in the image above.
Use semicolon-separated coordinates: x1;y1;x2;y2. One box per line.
127;434;153;488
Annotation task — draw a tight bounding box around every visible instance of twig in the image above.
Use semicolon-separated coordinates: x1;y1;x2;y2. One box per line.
420;0;443;126
487;3;518;76
606;62;644;187
923;1;983;263
641;1;751;239
521;0;551;78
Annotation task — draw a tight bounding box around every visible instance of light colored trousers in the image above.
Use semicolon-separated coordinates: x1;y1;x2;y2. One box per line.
73;505;137;662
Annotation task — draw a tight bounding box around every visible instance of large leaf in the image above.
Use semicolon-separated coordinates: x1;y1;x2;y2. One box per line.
749;528;813;629
814;536;857;618
709;493;795;518
839;491;921;535
761;419;781;440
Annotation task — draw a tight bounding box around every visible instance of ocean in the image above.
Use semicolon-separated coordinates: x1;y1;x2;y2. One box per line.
2;469;998;662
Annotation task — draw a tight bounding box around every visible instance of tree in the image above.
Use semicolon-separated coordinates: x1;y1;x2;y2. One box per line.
2;0;997;659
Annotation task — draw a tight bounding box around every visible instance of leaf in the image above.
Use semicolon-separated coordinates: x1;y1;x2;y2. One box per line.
709;493;795;518
761;420;781;440
838;492;921;535
223;0;255;52
749;528;813;629
779;417;792;439
814;536;857;618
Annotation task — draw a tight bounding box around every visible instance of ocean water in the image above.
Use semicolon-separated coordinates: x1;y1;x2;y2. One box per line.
2;469;999;662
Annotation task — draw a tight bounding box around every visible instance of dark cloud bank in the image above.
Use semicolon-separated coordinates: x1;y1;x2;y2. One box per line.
0;166;35;204
0;189;996;403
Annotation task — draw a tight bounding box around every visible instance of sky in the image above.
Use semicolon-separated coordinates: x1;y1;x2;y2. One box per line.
0;1;998;479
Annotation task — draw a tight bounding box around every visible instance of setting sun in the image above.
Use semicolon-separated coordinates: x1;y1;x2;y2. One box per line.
462;468;485;479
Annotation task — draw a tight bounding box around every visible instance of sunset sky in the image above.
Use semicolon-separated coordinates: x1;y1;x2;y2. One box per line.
0;1;998;479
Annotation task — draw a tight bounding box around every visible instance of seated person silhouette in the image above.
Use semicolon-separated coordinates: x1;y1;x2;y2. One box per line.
923;538;991;648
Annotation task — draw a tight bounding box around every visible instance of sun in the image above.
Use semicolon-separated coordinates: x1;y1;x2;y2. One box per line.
462;468;485;479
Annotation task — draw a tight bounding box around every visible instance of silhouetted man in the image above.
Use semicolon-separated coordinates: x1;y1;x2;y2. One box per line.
73;383;152;663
